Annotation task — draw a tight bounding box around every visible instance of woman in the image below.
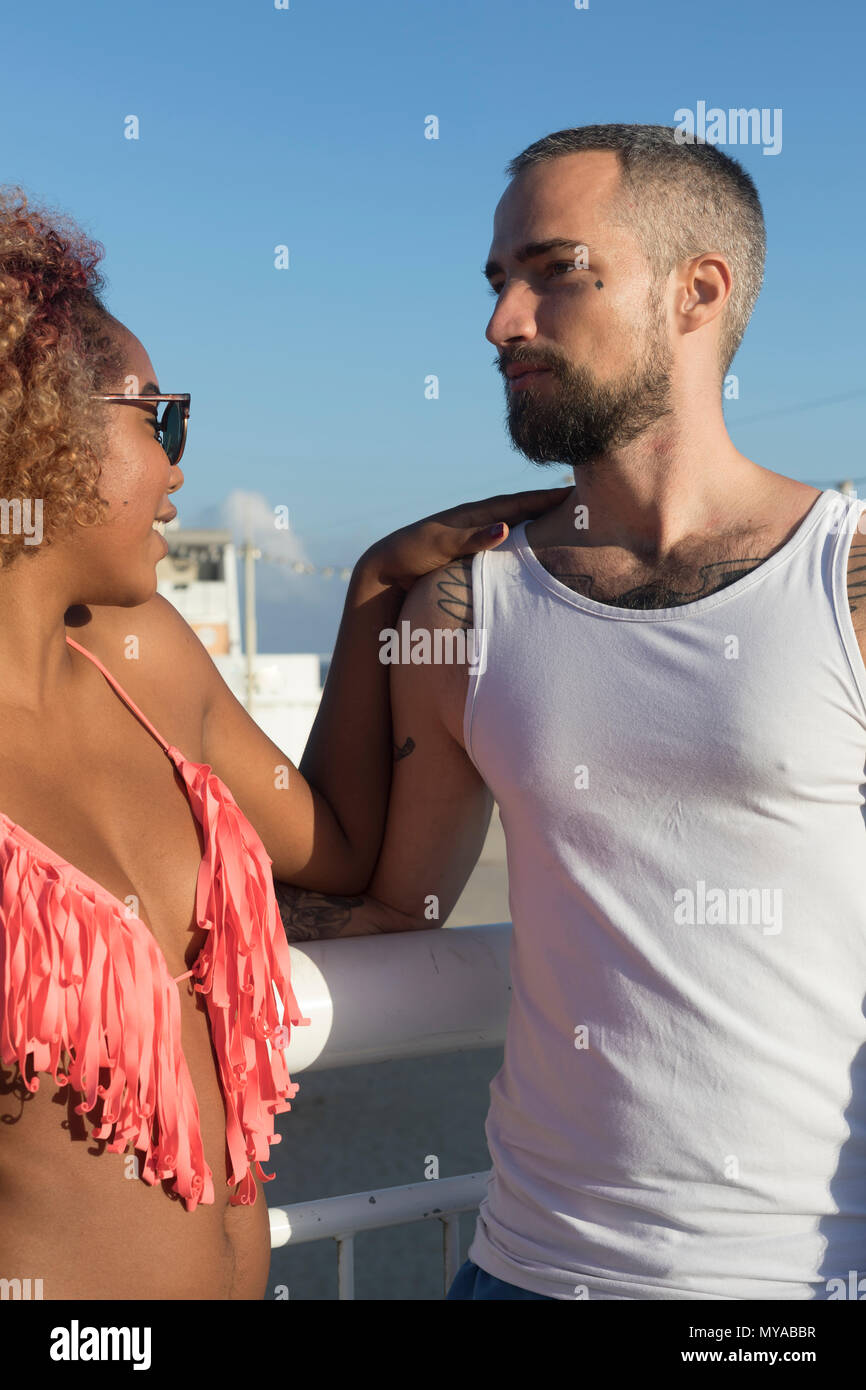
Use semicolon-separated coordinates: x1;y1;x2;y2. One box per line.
0;188;566;1299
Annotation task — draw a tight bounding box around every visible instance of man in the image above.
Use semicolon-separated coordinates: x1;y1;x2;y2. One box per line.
274;124;866;1300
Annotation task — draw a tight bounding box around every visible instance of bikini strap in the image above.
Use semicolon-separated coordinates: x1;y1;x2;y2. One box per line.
65;634;173;754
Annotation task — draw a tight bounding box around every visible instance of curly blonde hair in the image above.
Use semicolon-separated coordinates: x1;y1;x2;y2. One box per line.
0;186;128;567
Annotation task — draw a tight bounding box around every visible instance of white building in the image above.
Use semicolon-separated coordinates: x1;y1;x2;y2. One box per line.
156;525;323;766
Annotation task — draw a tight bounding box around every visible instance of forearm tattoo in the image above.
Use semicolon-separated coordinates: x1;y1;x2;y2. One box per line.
394;736;415;761
272;882;365;941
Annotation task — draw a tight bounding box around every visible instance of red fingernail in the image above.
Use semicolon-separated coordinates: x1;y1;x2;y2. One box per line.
488;523;506;538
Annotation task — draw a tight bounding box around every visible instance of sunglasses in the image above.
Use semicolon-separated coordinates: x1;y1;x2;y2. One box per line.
95;393;191;467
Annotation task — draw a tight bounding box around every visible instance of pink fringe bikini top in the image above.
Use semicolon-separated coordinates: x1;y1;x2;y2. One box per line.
0;634;310;1212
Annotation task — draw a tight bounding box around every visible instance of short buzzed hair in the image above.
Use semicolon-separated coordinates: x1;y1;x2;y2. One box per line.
505;124;766;379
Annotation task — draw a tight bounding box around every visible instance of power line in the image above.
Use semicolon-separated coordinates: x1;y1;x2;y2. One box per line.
241;384;866;578
727;387;865;427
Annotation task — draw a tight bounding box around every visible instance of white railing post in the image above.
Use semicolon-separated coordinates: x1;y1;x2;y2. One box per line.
270;1174;489;1297
336;1236;355;1300
441;1214;460;1295
266;923;510;1298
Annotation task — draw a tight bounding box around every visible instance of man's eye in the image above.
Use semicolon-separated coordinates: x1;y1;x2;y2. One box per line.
488;261;579;297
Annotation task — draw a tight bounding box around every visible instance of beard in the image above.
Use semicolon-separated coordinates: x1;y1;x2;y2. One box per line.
501;310;675;468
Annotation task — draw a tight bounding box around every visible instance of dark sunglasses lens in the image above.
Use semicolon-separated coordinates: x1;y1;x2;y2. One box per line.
160;402;183;464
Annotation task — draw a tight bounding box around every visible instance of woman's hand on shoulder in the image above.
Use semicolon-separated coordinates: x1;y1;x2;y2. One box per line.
359;485;572;591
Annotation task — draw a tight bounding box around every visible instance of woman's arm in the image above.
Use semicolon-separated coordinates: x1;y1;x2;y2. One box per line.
80;487;570;893
291;560;404;889
202;555;408;893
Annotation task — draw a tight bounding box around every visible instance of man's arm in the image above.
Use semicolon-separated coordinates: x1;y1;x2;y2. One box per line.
273;559;493;939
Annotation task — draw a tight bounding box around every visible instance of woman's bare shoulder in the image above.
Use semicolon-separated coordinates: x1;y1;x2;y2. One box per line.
64;595;219;743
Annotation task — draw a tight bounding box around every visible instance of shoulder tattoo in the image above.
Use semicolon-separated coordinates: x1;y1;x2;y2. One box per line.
847;536;866;617
436;559;473;629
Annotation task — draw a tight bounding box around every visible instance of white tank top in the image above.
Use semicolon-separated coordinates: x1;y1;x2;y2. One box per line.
463;487;866;1300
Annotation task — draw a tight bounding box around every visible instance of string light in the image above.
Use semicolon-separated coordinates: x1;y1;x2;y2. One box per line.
169;535;354;582
167;446;866;585
258;549;353;581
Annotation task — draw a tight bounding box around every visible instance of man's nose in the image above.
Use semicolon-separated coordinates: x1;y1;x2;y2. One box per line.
485;283;538;347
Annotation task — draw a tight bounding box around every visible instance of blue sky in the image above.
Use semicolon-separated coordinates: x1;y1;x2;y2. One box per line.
2;0;863;648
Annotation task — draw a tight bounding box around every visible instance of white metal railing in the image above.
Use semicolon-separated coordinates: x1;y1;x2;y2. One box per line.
268;923;512;1298
269;1173;492;1299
